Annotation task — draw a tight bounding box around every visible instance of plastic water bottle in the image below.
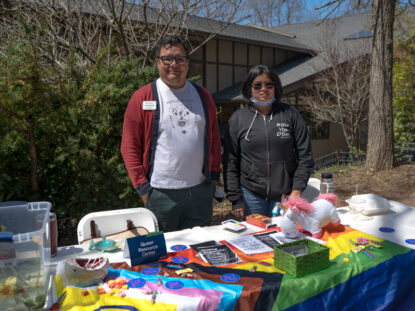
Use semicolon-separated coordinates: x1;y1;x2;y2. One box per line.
320;172;334;193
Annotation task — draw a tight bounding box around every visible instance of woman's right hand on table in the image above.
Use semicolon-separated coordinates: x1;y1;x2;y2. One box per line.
232;207;244;219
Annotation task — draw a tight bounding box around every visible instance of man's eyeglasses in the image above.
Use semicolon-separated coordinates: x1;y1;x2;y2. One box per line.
159;55;189;65
252;82;275;90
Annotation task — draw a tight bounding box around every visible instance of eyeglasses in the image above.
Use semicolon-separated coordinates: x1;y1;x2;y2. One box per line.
252;82;275;90
159;55;189;65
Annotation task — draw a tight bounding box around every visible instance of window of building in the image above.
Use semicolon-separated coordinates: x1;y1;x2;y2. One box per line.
249;45;260;66
191;45;204;61
188;62;204;85
190;38;303;97
300;110;330;139
206;63;217;93
308;122;330;140
234;66;247;83
262;47;273;67
206;40;217;62
218;64;233;90
218;40;233;64
234;43;247;65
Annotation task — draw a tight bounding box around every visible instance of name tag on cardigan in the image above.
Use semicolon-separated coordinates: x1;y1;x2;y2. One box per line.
143;101;157;110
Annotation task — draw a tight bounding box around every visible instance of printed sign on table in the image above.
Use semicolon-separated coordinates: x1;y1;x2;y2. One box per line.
123;232;167;266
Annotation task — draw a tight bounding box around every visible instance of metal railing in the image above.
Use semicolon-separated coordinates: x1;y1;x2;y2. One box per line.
314;143;415;170
314;152;365;170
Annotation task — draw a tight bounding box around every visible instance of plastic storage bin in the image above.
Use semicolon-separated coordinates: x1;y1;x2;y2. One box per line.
0;201;51;310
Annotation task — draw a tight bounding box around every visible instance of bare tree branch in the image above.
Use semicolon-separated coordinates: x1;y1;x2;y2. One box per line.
1;0;244;69
243;0;305;27
304;21;371;150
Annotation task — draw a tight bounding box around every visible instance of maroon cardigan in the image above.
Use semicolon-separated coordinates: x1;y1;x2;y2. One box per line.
121;81;221;196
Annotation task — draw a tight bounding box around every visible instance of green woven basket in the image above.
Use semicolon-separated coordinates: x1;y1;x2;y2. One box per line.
274;239;330;277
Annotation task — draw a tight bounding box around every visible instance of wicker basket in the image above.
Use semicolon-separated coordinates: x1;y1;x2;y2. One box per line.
274;239;330;277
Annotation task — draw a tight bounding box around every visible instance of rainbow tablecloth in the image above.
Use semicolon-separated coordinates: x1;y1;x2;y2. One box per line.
55;224;415;310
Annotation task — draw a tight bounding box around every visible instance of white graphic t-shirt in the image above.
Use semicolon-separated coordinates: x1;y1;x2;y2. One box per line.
150;79;206;189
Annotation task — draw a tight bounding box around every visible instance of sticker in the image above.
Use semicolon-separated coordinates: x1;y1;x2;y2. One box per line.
171;244;187;251
361;250;374;258
356;237;369;245
127;278;147;288
165;280;184;290
221;273;240;283
94;306;139;311
141;267;159;275
143;101;157;110
166;264;183;269
352;245;365;253
405;239;415;245
379;227;395;233
171;256;189;264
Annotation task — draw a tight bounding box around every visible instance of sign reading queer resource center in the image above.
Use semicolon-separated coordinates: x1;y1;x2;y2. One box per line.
123;232;167;266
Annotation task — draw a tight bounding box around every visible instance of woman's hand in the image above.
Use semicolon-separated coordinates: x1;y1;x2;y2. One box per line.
232;207;244;219
289;189;302;199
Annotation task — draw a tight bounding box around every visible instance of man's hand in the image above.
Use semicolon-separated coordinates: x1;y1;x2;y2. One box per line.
141;192;149;206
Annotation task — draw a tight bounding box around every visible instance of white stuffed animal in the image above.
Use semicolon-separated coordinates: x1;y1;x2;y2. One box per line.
280;194;341;239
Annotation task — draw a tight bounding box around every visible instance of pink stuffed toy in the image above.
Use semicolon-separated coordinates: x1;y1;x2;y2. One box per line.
280;193;341;239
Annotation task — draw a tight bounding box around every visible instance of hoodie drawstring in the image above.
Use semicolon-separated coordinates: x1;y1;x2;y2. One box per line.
244;110;258;141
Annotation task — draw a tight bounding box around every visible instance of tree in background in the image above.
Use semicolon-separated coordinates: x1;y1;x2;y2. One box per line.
315;0;372;18
316;0;400;171
242;0;306;27
0;26;82;199
0;0;243;244
0;24;159;242
44;57;159;234
393;13;415;144
365;0;396;170
304;22;371;152
0;0;244;68
0;0;244;195
242;0;372;28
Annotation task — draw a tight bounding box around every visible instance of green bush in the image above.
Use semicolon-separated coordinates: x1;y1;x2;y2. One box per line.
393;15;415;144
0;36;159;244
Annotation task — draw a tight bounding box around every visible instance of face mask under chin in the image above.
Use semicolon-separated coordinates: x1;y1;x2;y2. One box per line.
250;96;276;107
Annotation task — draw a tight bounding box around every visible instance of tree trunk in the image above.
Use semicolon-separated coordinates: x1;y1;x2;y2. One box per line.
366;0;396;170
27;121;39;194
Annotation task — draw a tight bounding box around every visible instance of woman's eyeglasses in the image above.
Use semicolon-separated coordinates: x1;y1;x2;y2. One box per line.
159;55;189;65
252;82;275;90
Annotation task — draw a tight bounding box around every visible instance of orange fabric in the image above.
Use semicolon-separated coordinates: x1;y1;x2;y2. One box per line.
111;262;265;311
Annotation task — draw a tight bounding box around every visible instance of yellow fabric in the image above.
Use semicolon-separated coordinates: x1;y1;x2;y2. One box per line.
233;259;286;274
55;274;177;311
54;228;386;310
326;231;383;260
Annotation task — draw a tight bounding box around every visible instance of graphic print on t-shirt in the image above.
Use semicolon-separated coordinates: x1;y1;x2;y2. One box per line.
169;106;191;134
150;79;206;189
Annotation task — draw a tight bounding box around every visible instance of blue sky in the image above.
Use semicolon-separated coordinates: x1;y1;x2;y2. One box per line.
306;0;329;10
238;0;369;26
305;0;412;18
304;0;369;22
